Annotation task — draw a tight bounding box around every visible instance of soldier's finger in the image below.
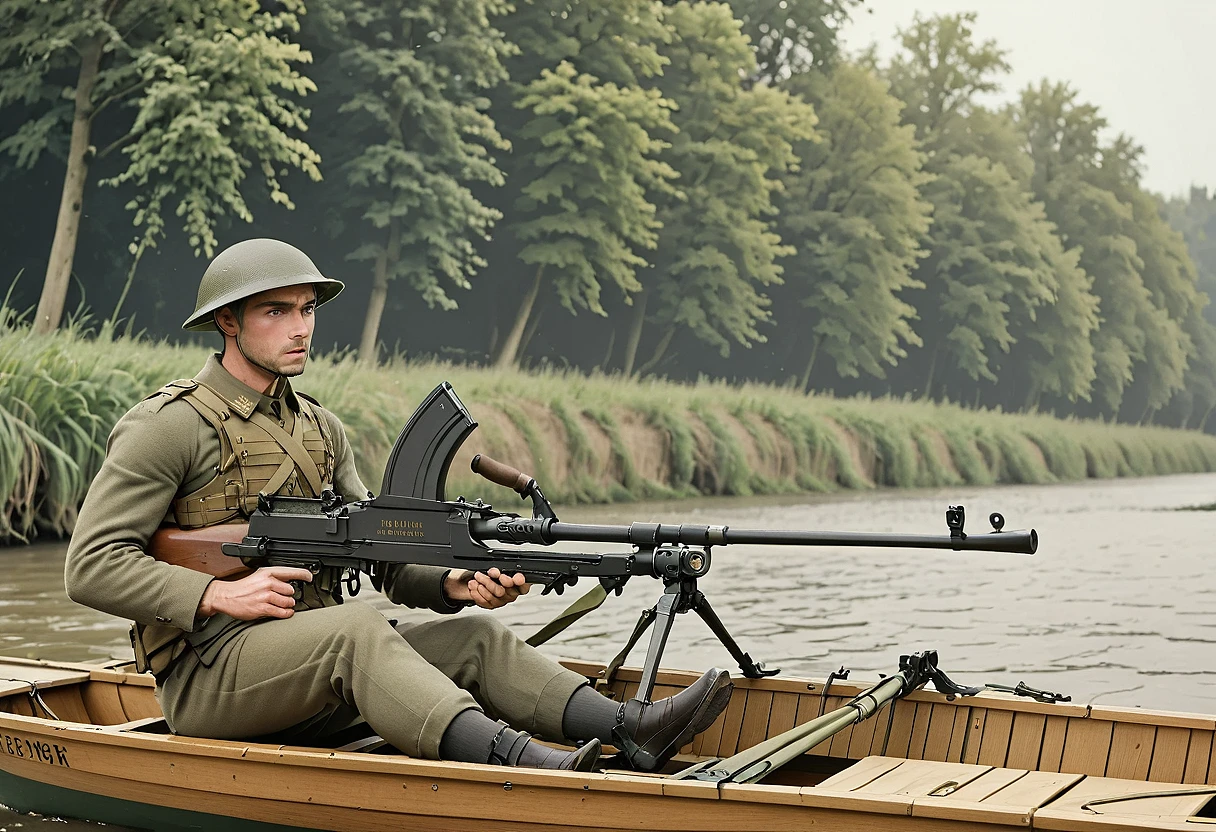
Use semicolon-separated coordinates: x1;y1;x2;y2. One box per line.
263;567;314;584
268;579;297;597
470;584;496;609
486;567;502;580
264;605;294;619
265;591;295;609
508;572;527;587
475;572;507;598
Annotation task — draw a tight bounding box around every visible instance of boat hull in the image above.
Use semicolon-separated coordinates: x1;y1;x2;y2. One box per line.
4;656;1216;831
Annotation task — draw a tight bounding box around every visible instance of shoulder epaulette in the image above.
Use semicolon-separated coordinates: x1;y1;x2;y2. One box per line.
143;379;198;414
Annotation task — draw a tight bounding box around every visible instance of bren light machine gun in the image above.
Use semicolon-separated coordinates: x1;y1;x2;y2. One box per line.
153;382;1041;778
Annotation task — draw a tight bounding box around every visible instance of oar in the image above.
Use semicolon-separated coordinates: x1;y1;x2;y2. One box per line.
672;650;971;784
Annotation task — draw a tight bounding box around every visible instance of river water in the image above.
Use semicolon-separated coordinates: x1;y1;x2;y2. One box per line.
3;472;1216;828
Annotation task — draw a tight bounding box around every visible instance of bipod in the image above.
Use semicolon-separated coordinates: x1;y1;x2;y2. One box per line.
673;650;978;785
603;567;777;705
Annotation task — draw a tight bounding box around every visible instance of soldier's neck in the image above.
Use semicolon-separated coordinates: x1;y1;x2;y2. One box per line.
219;346;279;394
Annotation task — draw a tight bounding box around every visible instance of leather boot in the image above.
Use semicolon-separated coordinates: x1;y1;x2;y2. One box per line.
489;724;602;772
612;667;733;771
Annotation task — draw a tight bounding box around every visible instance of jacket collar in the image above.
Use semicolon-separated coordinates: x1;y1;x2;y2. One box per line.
195;354;299;420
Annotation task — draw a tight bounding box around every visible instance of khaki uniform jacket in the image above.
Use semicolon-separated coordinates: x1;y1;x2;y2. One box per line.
64;355;458;672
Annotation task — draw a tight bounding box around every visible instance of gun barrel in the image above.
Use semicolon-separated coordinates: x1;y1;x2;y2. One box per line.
476;519;1038;555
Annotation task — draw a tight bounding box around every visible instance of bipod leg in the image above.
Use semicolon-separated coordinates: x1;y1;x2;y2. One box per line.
690;591;778;679
600;606;658;694
635;588;680;704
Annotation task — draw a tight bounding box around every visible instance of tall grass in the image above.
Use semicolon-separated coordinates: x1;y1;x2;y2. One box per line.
6;316;1216;542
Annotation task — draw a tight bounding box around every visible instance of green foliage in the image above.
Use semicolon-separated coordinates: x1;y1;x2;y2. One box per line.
722;0;860;81
0;0;320;258
510;62;678;315
312;0;513;311
642;2;816;357
777;62;930;383
5;322;1216;541
1017;82;1202;417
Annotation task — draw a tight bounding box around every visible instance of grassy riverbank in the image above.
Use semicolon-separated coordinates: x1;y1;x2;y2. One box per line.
6;320;1216;541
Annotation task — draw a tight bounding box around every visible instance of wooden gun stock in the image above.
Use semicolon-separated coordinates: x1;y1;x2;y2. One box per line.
148;524;252;580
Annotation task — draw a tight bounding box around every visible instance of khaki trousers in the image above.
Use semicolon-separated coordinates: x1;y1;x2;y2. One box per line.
158;602;590;759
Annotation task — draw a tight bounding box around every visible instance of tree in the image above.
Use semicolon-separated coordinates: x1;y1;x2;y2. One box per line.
722;0;860;83
0;0;320;333
492;62;677;368
619;2;816;377
486;0;678;368
308;0;514;364
775;62;930;390
1163;187;1216;323
1016;82;1197;417
881;14;1087;404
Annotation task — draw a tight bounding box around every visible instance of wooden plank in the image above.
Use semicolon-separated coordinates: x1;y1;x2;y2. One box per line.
735;690;773;753
945;707;971;763
976;709;1013;767
1039;715;1068;773
766;692;800;738
6;696;34;717
818;756;906;791
81;682;129;725
116;683;162;721
866;703;896;757
1033;775;1216;826
36;686;92;723
1186;729;1213;784
1004;712;1046;771
1058;718;1114;777
921;704;956;763
979;770;1082;809
1147;725;1189;783
883;700;918;759
854;759;992;796
714;688;749;757
847;706;881;760
961;709;987;765
1104;722;1155;780
932;767;1026;803
906;704;932;761
1089;704;1216;730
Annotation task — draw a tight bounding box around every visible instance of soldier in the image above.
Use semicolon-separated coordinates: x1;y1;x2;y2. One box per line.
65;238;733;772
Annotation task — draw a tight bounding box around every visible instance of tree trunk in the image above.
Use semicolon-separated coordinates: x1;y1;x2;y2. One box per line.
493;266;544;369
636;328;675;376
620;291;649;377
922;342;940;401
599;329;616;372
107;240;147;330
799;336;822;393
518;304;545;360
34;37;103;334
1199;402;1216;434
359;218;400;366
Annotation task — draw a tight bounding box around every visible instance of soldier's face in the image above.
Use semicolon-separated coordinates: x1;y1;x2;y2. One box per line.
219;285;317;378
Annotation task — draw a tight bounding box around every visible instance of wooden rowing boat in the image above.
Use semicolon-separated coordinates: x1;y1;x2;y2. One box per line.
4;656;1216;831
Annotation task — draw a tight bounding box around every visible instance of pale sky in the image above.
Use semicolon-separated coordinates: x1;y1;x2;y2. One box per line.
839;0;1215;197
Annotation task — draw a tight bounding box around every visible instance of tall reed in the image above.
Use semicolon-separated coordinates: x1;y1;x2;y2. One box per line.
5;315;1216;543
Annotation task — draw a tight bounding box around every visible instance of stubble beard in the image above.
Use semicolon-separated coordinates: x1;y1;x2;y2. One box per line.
238;333;309;378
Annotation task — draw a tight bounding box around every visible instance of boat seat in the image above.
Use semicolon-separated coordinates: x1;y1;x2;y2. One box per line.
1034;775;1216;829
812;756;1084;825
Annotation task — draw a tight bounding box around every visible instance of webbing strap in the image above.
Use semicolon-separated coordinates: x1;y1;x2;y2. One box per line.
600;606;658;690
247;408;323;496
525;583;610;647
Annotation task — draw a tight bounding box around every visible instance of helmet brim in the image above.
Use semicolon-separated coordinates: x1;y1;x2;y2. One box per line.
182;276;345;332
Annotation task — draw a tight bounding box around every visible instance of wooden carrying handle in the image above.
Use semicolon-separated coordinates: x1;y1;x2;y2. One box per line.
148;523;252;580
470;453;533;495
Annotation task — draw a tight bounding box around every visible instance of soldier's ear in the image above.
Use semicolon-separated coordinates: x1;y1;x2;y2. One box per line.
214;306;240;337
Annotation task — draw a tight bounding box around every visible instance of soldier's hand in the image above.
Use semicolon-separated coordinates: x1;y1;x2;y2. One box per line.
444;567;530;610
198;566;313;621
